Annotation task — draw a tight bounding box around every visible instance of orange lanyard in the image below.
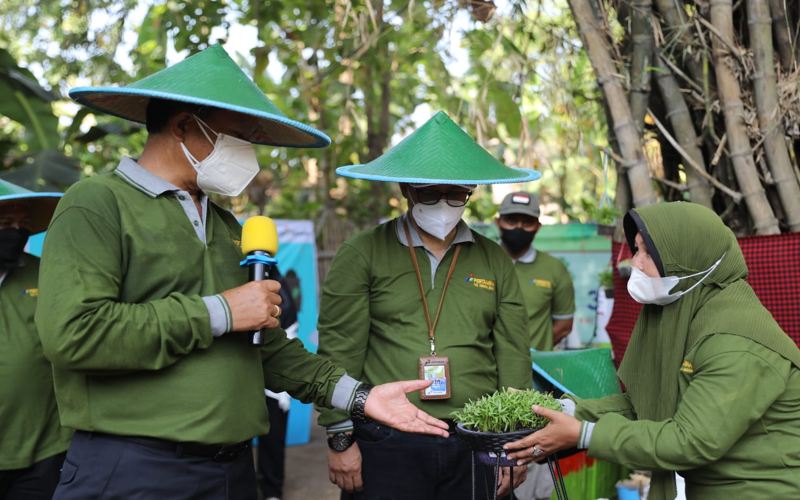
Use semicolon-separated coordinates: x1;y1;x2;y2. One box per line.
403;220;462;355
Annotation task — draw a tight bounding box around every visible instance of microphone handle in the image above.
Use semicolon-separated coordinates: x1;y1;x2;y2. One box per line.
248;251;273;346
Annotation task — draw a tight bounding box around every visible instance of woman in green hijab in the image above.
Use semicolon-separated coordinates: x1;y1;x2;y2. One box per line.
504;202;800;499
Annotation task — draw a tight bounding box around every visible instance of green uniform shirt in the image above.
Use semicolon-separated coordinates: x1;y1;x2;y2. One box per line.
0;254;71;469
317;216;531;428
36;158;353;445
512;248;575;350
577;334;800;498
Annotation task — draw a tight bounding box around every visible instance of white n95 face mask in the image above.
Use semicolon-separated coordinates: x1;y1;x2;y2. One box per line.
180;116;259;197
626;255;724;306
411;201;466;240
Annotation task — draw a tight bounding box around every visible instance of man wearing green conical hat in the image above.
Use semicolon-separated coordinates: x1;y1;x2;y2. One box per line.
317;111;540;499
36;44;451;500
504;202;800;499
0;181;71;500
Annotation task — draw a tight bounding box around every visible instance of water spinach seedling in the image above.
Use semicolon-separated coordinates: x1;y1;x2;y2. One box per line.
451;388;562;433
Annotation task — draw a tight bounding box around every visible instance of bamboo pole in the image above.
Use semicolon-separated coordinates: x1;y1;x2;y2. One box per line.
709;0;780;234
569;0;658;207
629;0;654;129
747;0;800;231
768;0;796;71
653;0;706;87
653;56;714;207
649;109;741;201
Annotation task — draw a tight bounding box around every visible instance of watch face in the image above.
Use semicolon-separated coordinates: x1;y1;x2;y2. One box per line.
328;433;353;452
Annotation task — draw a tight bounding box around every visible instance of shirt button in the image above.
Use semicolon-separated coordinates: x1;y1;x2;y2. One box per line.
193;220;200;227
178;195;186;201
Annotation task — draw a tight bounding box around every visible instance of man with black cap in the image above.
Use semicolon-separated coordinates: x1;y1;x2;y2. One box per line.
0;180;70;500
35;44;449;500
496;192;575;351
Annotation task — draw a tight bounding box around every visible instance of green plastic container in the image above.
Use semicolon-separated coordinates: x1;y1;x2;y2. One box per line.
531;347;620;399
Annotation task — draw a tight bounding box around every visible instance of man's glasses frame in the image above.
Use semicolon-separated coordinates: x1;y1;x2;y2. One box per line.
414;189;473;207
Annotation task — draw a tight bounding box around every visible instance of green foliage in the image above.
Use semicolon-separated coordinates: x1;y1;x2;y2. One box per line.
451;388;562;433
580;198;620;225
0;0;610;231
598;266;613;289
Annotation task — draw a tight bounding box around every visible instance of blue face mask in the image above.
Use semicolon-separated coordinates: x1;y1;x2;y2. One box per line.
626;254;724;305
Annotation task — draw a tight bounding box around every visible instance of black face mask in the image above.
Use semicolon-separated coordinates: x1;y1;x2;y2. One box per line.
0;228;30;272
500;227;535;255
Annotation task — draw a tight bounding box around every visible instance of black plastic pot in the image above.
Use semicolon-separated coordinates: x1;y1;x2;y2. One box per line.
455;423;539;466
596;223;615;236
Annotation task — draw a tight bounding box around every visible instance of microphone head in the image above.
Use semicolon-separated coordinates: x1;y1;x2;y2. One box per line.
241;216;278;255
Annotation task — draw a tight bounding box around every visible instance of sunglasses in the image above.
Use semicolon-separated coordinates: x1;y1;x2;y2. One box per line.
413;189;473;207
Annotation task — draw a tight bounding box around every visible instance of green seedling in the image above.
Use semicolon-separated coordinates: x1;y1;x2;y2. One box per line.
452;388;562;433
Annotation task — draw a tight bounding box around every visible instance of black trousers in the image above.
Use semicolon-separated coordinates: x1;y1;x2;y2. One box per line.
53;431;257;500
0;452;65;500
343;421;501;500
257;397;288;498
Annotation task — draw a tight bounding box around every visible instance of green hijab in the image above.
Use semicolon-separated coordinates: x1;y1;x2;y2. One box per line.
618;202;800;500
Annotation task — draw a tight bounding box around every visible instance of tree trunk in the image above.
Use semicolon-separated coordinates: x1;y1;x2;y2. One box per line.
709;0;780;234
628;0;654;130
569;0;658;207
748;0;800;231
364;0;391;222
767;0;796;71
653;55;714;207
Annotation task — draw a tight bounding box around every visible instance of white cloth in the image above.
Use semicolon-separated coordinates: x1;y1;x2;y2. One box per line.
265;323;300;412
514;461;554;500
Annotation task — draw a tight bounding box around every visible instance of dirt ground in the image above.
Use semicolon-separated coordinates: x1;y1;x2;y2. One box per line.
281;415;340;500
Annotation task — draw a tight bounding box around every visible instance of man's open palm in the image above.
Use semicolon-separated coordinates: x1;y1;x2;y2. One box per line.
365;380;450;437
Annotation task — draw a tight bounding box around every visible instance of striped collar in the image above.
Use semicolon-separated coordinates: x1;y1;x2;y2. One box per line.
114;157;186;198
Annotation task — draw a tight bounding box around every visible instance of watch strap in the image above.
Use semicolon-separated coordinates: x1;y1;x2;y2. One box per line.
350;383;373;424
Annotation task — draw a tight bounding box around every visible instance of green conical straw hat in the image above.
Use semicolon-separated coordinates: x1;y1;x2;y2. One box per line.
336;111;540;184
69;44;329;148
0;179;62;233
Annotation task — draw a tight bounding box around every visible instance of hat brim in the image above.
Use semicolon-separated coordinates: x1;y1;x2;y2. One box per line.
69;87;331;148
498;207;540;218
335;165;541;185
0;193;62;233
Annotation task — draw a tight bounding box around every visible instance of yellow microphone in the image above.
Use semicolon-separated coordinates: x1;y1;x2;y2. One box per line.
240;216;279;346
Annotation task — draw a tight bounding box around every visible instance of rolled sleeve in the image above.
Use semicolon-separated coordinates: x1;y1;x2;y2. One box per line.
331;374;361;412
202;295;231;337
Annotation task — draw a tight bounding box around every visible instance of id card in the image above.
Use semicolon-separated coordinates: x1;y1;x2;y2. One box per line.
419;356;451;400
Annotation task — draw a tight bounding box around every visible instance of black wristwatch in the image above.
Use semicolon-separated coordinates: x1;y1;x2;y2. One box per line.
327;431;355;452
350;383;373;424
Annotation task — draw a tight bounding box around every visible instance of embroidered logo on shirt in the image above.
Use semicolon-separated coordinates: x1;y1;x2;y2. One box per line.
465;274;496;291
22;288;39;297
680;360;694;374
233;239;241;248
531;278;552;289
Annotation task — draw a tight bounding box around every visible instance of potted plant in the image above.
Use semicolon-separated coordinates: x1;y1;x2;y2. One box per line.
581;199;620;237
598;266;614;298
452;388;561;466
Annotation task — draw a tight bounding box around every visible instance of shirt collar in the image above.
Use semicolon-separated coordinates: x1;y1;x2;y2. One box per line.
514;245;537;264
395;213;474;248
114;157;184;198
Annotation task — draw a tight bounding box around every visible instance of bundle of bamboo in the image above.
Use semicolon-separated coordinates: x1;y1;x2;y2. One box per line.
568;0;800;235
